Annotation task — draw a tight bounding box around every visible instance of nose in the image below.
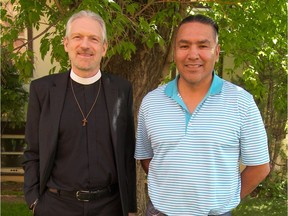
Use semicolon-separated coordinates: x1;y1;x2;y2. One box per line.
80;37;89;48
187;47;199;59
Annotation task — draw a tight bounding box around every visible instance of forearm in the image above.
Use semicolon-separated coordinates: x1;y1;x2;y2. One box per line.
140;159;151;175
240;163;270;199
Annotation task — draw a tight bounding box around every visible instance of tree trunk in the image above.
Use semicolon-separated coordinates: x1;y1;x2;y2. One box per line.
103;4;187;214
104;39;172;215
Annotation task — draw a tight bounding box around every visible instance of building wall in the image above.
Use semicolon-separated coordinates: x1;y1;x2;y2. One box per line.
32;22;60;80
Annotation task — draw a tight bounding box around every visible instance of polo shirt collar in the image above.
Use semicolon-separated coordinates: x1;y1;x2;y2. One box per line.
208;72;223;96
165;71;223;98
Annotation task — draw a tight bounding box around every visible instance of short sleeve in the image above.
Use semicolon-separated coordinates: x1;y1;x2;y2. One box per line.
240;97;270;165
134;100;153;160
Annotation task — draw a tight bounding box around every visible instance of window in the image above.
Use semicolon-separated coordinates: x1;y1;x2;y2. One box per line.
1;122;26;180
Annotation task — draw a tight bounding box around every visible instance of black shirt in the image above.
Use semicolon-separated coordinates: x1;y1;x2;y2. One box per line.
47;78;117;191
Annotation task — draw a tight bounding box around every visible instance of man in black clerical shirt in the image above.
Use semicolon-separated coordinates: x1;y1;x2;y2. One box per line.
23;10;137;216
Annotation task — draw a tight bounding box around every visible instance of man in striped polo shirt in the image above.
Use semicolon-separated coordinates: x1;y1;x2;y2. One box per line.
135;14;270;216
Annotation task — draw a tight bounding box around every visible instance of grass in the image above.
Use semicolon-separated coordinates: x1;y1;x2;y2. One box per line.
1;201;32;216
1;181;32;216
232;196;288;216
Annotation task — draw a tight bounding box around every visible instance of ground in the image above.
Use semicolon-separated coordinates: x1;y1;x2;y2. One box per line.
1;181;25;202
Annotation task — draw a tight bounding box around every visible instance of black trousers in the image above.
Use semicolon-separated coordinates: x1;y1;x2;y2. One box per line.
34;189;123;216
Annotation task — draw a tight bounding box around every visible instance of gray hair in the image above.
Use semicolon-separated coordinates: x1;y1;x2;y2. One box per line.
65;10;107;43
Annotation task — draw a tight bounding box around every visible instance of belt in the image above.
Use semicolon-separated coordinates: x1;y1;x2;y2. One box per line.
48;183;118;202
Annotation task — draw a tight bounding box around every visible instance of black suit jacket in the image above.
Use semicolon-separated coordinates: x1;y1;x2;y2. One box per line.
23;71;137;215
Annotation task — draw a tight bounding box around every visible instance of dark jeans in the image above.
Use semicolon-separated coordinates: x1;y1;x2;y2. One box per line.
146;200;232;216
146;200;167;216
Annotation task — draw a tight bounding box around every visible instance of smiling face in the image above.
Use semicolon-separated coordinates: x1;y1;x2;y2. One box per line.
64;16;107;77
174;22;220;89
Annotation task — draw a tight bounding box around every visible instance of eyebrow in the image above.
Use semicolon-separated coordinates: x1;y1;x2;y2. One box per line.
177;39;211;45
198;39;211;44
71;33;101;38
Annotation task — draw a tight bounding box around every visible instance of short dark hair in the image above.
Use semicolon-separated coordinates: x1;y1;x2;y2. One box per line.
177;14;219;42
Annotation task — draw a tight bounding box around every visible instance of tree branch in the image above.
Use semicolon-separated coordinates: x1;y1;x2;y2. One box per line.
54;0;65;15
134;0;155;18
13;19;60;52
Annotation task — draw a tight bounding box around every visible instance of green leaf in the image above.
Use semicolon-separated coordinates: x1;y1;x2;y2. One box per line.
126;3;139;15
40;38;50;60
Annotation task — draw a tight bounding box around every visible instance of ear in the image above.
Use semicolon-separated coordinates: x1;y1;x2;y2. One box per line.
215;44;220;62
63;37;69;52
102;41;108;57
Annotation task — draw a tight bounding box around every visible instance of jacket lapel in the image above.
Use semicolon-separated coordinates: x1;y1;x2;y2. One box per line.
102;73;118;151
49;71;70;148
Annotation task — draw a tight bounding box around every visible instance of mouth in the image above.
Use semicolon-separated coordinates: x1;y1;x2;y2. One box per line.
185;63;202;69
77;52;93;58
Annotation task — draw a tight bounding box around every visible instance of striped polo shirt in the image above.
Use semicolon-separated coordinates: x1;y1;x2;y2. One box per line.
135;73;269;216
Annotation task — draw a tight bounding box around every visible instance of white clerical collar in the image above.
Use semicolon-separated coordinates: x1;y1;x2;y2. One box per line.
70;70;102;85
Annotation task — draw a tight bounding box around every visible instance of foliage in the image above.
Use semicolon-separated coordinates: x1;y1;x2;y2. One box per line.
1;48;28;126
1;0;184;74
2;0;286;117
207;0;287;111
256;170;287;200
205;0;287;172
